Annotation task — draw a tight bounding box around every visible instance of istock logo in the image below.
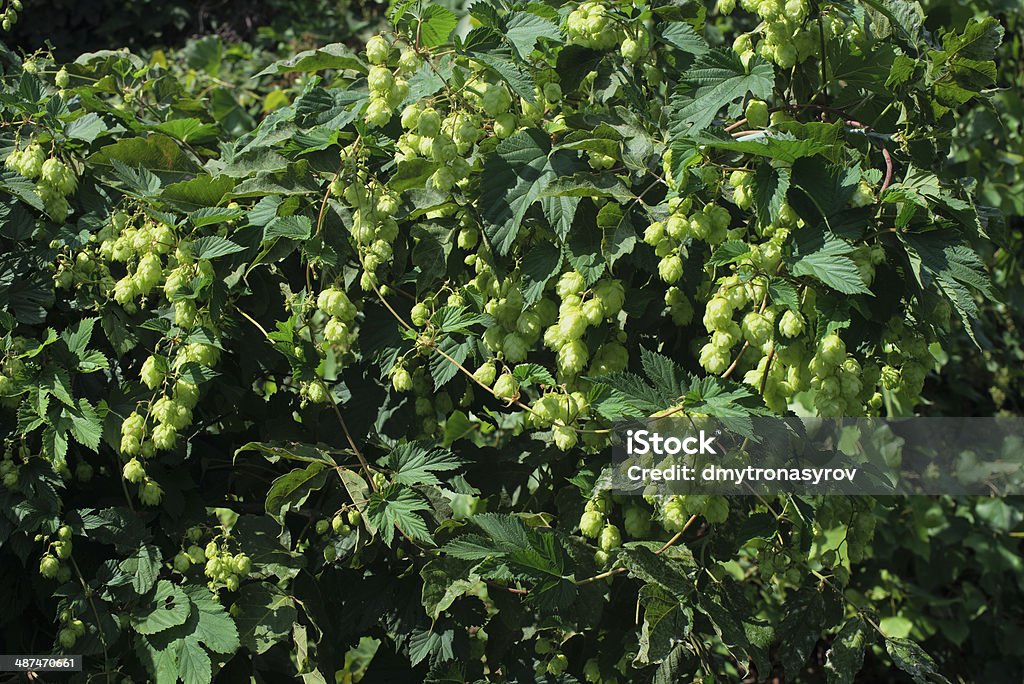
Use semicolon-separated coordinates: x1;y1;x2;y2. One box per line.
625;429;719;456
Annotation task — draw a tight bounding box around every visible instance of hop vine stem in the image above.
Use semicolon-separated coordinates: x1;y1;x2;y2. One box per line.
575;513;698;586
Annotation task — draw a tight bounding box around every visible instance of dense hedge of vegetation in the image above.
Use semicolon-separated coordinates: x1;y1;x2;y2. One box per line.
0;0;1022;682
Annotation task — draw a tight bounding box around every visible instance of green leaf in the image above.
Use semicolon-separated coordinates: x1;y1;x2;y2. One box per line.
825;617;872;684
481;129;559;255
234;441;339;467
520;242;562;305
177;637;212;684
752;163;791;224
788;236;872;295
505;12;560;58
671;50;774;134
941;16;1003;61
767;279;800;311
512;363;556;387
255;43;366;77
421;557;481;620
466;50;537;102
67;399;102;450
183;585;240;655
777;586;831;677
636;583;692;665
429;337;471;388
885;637;951;684
390;158;439;192
134;580;191;635
265;463;329;522
660;22;709;56
150;118;219;145
540;195;580;241
417;5;458;48
708;240;752;267
135;635;179;684
367;484;434;546
189;235;246;260
188;207;245;229
161;175;236;210
233;583;295;655
386;442;461;487
263;215;312;242
652;644;696;684
691;128;840;164
119;543;162;595
91;134;200;175
902;233;993;340
65;112;108;143
62;317;96;358
698;578;773;677
616;545;696;595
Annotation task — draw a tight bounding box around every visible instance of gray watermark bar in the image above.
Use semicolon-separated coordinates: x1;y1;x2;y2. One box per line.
0;655;82;671
609;417;1024;496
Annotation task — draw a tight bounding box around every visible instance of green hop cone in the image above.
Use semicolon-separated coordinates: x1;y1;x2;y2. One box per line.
492;373;520;400
744;99;770;127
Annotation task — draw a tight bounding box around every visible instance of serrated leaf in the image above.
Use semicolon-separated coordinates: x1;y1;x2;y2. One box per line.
505;12;560;58
466;50;537;102
512;363;556;387
134;581;191;635
692;130;836;164
234;441;339;467
825;617;872;684
150;118;219;145
118;543;162;595
671;50;774;133
520;242;562;305
540;195;580;241
367;484;434;546
698;578;773;677
188;207;245;229
708;240;751;267
265;463;329;522
189;235;246;260
767;279;800;310
233;583;294;655
255;43;365;77
182;585;240;655
752;163;790;224
480;130;560;254
430;336;470;388
421;557;480;621
660;22;709;55
110;159;162;197
789;236;872;295
65;112;107;143
177;637;212;684
67;399;102;450
387;442;461;487
263;215;312;242
62;317;96;358
418;5;458;48
636;583;692;665
777;586;830;676
902;233;993;342
885;637;950;684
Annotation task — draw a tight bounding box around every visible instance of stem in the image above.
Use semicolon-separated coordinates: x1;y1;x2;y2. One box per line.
575;514;698;586
817;13;829;106
759;344;775;396
71;557;112;683
326;394;378;493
